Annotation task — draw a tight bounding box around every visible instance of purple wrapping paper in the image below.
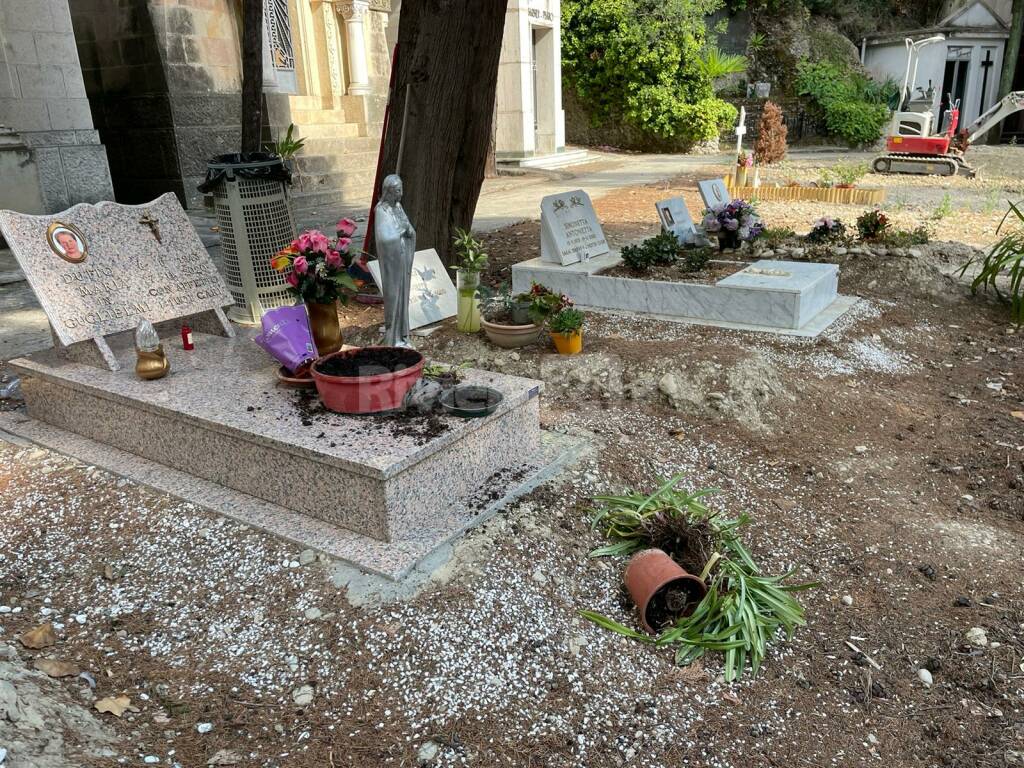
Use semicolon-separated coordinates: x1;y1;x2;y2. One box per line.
254;305;318;373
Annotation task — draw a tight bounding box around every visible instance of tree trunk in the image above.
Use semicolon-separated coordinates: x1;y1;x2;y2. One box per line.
240;0;264;153
374;0;509;266
995;0;1024;141
485;99;499;179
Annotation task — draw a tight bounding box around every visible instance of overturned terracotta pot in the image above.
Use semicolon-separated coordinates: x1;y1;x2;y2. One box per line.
624;548;708;633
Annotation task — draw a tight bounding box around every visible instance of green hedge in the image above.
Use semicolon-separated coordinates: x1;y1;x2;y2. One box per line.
562;0;736;148
795;60;894;146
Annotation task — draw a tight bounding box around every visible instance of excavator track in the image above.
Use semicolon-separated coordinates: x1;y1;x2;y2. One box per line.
871;153;975;178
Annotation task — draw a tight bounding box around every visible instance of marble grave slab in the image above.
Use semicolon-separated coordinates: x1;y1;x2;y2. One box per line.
697;178;731;210
0;193;233;369
367;248;457;331
540;189;609;265
656;197;698;244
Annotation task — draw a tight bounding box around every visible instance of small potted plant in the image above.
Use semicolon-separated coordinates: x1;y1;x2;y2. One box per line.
548;307;584;355
480;294;542;348
701;199;763;252
856;208;890;241
270;218;359;355
451;228;488;333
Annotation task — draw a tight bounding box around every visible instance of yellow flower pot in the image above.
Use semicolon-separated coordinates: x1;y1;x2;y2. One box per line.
551;330;583;355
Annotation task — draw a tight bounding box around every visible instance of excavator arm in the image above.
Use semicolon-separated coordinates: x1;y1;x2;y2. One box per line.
965;91;1024;144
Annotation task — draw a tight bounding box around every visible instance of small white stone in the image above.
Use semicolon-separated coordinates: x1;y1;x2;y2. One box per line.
965;627;988;647
0;606;10;614
303;607;322;621
917;668;933;687
74;614;87;625
417;741;440;765
143;758;159;765
531;568;547;585
867;734;878;745
854;445;867;454
299;549;316;566
292;685;314;706
288;561;300;569
841;595;854;606
196;722;213;734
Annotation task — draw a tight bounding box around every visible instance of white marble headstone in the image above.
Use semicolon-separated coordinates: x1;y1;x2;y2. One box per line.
655;197;697;245
540;189;609;266
0;193;232;348
367;248;456;331
697;179;731;210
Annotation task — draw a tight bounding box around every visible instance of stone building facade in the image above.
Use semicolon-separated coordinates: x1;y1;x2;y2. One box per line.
0;0;114;214
3;0;568;213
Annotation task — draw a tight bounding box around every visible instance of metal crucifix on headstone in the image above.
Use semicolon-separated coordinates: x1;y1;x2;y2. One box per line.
139;211;162;244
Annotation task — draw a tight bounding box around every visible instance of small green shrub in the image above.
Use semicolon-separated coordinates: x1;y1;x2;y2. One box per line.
796;60;892;146
759;226;797;248
880;227;930;247
931;192;954;221
823;101;890;146
621;232;680;271
681;247;713;273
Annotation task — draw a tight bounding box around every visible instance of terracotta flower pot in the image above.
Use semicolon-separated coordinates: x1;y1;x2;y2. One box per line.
624;548;708;633
306;300;343;356
550;330;582;355
480;317;543;349
311;346;423;414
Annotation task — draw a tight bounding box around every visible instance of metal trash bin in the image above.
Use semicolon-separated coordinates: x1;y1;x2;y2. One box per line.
199;153;296;325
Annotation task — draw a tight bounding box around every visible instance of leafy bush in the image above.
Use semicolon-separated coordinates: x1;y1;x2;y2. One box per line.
818;161;869;187
681;247;713;273
620;232;681;271
563;0;737;146
880;226;930;248
823;101;890;146
959;201;1024;325
796;60;892;146
856;208;890;240
759;226;796;248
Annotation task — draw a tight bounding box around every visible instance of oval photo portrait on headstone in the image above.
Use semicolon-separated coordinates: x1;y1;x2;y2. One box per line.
46;221;88;264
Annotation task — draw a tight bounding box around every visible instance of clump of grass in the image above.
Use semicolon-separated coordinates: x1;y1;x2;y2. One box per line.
931;192;954;221
583;476;816;681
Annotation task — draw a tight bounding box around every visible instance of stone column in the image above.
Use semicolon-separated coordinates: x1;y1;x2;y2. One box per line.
338;0;372;96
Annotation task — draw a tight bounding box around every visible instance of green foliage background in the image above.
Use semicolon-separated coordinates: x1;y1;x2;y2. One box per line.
795;60;897;145
562;0;737;147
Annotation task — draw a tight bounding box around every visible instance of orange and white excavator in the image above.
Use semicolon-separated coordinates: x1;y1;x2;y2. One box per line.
871;35;1024;177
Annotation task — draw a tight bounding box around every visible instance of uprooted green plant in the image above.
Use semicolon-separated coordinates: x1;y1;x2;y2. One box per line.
959;200;1024;325
582;475;816;681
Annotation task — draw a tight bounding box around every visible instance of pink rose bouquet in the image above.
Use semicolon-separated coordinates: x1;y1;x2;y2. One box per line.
271;218;360;304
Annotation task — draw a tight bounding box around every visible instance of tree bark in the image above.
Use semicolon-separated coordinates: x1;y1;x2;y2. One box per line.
240;0;264;153
997;2;1024;112
374;0;509;266
485;99;499;179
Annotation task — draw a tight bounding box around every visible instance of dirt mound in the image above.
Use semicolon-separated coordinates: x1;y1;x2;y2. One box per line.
0;646;117;768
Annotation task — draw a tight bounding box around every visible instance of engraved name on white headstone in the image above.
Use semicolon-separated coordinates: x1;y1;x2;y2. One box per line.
540;189;609;266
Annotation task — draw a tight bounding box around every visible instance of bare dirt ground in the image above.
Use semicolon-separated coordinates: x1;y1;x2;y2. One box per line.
2;156;1024;768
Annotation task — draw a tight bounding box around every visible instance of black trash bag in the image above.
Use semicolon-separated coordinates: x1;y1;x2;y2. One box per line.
197;152;292;193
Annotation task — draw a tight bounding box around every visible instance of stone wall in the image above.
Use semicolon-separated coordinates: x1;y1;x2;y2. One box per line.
0;0;114;212
70;0;242;207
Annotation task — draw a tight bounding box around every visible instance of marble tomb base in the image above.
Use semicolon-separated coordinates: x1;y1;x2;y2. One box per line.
512;255;856;336
6;332;568;579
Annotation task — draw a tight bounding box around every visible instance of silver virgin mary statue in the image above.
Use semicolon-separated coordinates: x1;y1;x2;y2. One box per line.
374;174;416;348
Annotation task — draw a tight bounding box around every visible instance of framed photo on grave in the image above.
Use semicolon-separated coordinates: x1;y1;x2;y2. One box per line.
540;189;609;266
0;192;234;370
655;197;697;245
697;178;731;211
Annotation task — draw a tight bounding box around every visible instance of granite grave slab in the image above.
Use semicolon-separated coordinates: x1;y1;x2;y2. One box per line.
540;189;609;265
9;329;545;549
0;193;233;370
367;248;456;331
